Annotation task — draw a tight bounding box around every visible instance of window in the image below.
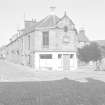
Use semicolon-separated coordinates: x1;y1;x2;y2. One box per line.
58;54;62;59
17;50;19;55
64;26;68;32
11;50;15;54
40;54;52;59
28;55;31;64
7;51;8;55
70;54;74;58
28;35;30;50
42;31;49;47
21;38;23;50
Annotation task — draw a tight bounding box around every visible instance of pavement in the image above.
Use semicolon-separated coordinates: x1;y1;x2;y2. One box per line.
0;60;105;82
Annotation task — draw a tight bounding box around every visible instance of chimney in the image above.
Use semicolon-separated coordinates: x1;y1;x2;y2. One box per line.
49;6;56;15
24;20;33;28
79;27;85;35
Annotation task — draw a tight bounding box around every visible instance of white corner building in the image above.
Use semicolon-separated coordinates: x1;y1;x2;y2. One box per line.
3;11;89;71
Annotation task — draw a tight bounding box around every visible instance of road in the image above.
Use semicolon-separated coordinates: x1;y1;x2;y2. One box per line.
0;60;105;82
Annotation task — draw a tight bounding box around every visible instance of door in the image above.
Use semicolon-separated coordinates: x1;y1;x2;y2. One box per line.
63;54;70;70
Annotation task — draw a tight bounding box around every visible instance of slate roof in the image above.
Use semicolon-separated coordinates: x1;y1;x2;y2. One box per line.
12;14;89;44
36;13;75;28
95;40;105;46
78;31;89;42
36;15;60;28
56;13;74;26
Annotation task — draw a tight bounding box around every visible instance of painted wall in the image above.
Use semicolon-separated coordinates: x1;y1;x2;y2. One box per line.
34;52;77;71
2;15;88;70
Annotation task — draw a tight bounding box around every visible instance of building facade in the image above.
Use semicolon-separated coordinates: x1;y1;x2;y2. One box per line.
2;12;89;71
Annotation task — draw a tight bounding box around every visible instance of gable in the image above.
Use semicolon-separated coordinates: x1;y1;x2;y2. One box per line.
56;15;75;30
36;15;60;28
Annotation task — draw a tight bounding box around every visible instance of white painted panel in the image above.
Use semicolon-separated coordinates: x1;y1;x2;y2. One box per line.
35;53;40;70
34;52;77;71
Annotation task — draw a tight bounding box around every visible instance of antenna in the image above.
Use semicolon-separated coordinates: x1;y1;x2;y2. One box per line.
48;0;56;14
64;10;67;16
24;12;26;21
49;6;56;15
48;0;55;5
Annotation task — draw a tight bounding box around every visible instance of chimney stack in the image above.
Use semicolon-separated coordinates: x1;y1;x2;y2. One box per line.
49;6;56;15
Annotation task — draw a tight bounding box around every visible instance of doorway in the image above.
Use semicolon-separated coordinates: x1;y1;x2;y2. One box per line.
63;54;70;70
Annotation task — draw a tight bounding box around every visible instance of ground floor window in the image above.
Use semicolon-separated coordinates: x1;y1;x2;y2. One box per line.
58;54;62;59
58;54;74;59
70;54;74;58
28;55;31;64
40;54;52;59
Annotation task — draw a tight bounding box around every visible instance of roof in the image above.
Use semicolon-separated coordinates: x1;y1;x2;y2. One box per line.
94;40;105;46
56;13;74;26
7;13;89;47
36;15;60;28
78;30;89;42
24;13;75;29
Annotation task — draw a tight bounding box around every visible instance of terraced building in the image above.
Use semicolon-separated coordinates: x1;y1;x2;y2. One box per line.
3;11;89;71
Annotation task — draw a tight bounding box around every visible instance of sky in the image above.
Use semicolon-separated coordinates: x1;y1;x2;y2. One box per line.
0;0;105;46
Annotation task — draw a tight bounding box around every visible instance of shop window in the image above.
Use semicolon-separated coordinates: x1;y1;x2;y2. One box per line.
40;54;52;59
58;54;62;59
70;54;74;58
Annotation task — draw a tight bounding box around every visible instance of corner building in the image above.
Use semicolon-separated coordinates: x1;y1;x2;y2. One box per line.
5;12;89;71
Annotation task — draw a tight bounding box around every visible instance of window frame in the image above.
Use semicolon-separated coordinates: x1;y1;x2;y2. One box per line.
28;35;30;50
40;54;52;59
42;31;49;48
58;54;62;59
70;54;74;58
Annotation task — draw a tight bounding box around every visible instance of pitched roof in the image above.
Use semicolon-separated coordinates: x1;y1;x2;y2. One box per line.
24;13;74;29
78;34;89;42
56;13;74;26
95;40;105;46
78;30;89;42
36;15;60;28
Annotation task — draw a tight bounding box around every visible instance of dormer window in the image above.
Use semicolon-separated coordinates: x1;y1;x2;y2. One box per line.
64;26;68;32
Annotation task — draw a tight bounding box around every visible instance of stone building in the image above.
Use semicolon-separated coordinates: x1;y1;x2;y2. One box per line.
2;11;89;71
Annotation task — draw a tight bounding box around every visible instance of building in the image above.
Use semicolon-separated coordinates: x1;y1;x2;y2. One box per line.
2;11;89;71
78;28;89;48
0;45;6;59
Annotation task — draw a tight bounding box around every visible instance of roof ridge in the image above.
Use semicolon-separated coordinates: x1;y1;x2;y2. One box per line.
55;14;74;25
78;32;89;42
36;14;60;28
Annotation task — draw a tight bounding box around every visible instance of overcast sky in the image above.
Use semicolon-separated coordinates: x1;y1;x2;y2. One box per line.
0;0;105;46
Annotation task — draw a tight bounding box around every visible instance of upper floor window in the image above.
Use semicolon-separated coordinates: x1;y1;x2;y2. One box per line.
28;35;30;50
42;31;49;48
64;26;68;32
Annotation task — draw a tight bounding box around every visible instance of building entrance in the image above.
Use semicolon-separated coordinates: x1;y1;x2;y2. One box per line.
63;54;70;70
